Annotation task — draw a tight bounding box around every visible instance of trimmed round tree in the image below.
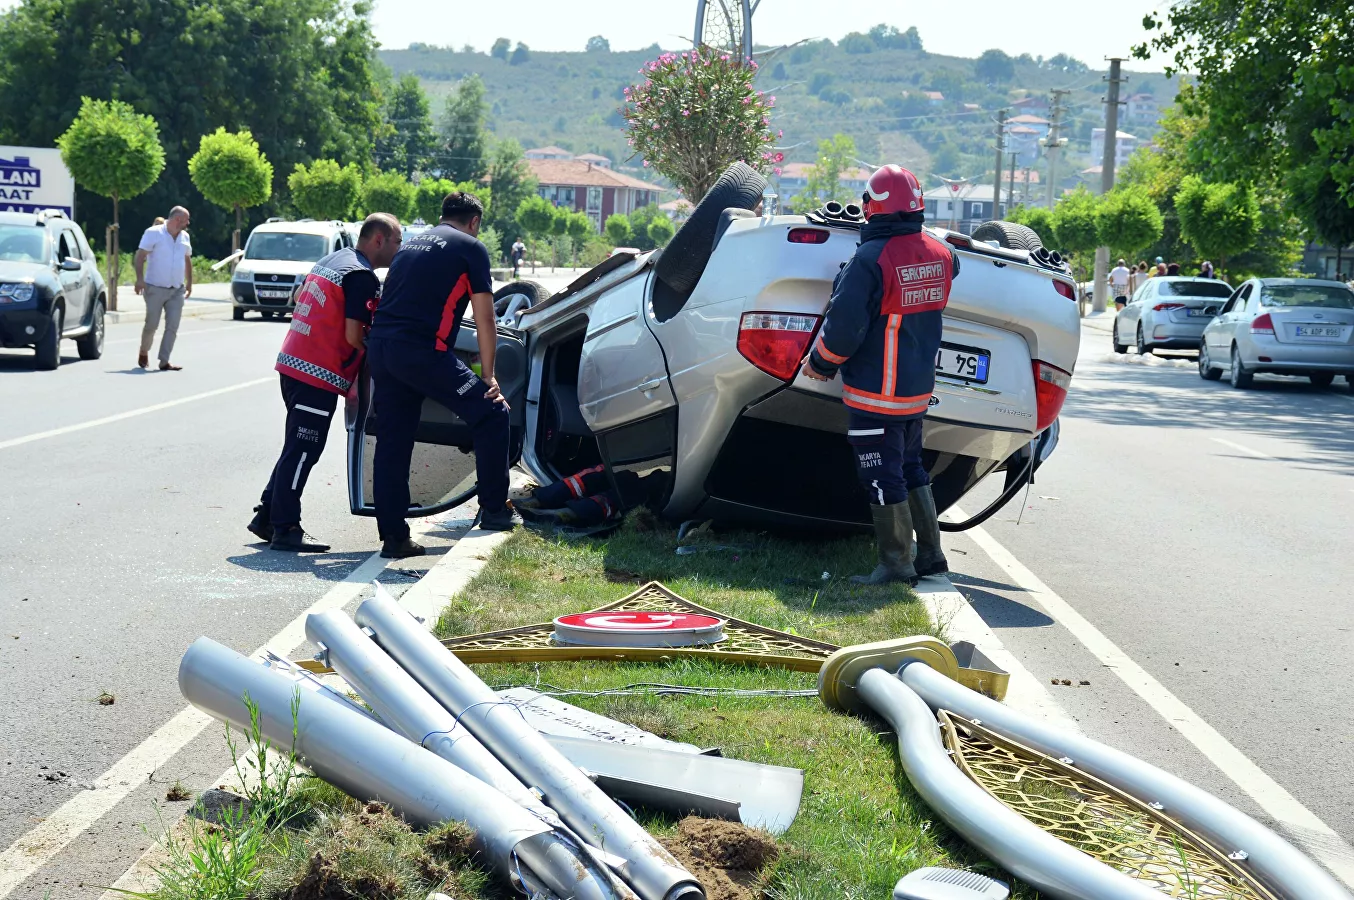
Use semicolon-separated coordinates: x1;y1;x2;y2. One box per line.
287;160;362;221
187;127;273;255
565;211;592;266
360;171;416;221
622;49;780;201
1052;185;1102;282
414;178;492;224
57;97;165;299
1006;205;1057;248
515;194;556;273
1095;187;1163;259
604;213;632;246
647;214;675;248
1174;176;1260;278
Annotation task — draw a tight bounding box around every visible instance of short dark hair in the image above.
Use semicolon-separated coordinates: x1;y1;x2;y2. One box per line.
358;212;399;243
441;191;484;225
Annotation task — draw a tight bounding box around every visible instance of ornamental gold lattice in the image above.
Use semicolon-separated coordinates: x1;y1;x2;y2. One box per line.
939;712;1273;899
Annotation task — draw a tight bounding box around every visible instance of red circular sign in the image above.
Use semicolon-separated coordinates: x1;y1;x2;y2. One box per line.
553;612;727;647
557;612;721;631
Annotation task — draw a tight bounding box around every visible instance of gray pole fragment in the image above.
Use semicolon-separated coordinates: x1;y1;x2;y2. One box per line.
177;637;628;900
898;661;1354;900
355;590;705;900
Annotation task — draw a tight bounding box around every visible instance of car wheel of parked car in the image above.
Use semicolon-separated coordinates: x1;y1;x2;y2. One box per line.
493;280;550;325
34;306;62;370
970;220;1044;251
1136;324;1153;356
1111;321;1127;354
232;307;245;321
76;300;105;360
1309;372;1334;388
1198;342;1222;380
1229;345;1253;389
653;161;767;301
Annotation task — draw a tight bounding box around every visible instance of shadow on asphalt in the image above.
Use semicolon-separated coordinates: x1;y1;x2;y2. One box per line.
0;351;83;371
948;572;1031;594
952;583;1056;629
227;547;377;580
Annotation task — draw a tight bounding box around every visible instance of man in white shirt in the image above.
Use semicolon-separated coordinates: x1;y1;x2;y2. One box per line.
134;206;193;370
1109;258;1132;311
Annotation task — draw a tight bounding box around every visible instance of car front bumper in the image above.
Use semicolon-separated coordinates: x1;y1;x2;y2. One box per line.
232;283;296;310
0;307;51;347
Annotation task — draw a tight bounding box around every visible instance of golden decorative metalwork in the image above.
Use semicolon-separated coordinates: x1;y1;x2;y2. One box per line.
939;711;1273;899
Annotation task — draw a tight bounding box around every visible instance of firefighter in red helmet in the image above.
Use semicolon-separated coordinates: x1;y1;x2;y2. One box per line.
801;165;960;585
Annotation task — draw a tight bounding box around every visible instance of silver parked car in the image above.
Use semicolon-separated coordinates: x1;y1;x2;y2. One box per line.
1113;276;1233;355
1199;278;1354;389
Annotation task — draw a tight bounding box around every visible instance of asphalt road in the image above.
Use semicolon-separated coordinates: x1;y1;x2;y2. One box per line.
942;324;1354;860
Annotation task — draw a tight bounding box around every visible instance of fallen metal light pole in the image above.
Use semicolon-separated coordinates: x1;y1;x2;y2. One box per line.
178;637;632;900
355;590;705;900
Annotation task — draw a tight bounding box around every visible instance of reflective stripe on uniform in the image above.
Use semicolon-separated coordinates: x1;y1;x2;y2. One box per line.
814;336;848;365
882;314;901;396
277;353;351;392
847;428;885;436
295;404;331;417
843;385;931;416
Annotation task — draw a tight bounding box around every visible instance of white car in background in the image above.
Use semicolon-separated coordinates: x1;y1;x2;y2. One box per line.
230;219;354;321
1113;276;1234;355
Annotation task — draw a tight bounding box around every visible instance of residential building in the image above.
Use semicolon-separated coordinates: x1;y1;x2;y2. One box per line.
923;91;945;106
1302;241;1354;281
923;184;1010;234
1011;95;1050;116
575;153;612;169
525;158;662;230
1125;94;1159;123
1007;114;1050;140
774;163;872;209
524;145;574;160
1089;128;1140;172
963;103;982;113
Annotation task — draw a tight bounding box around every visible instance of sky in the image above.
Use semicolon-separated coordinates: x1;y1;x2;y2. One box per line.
369;0;1174;71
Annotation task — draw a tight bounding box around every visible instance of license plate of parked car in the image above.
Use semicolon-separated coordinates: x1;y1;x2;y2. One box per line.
257;289;291;299
1295;325;1342;338
1186;308;1213;317
936;343;991;384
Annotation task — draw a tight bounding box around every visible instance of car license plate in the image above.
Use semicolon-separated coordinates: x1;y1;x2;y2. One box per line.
1295;325;1342;338
936;342;990;384
257;289;291;299
1186;308;1212;317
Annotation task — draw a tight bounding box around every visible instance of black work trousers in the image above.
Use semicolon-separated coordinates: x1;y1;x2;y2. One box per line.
260;374;340;528
846;412;929;506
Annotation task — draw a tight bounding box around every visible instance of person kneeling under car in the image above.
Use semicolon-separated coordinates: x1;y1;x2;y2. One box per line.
800;164;958;586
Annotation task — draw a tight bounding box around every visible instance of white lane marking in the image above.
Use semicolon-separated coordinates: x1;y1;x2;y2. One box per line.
1211;436;1275;460
105;323;254;345
0;378;272;452
0;548;396;898
951;505;1354;887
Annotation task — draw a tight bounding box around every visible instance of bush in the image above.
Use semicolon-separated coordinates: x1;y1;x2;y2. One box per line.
288;160;362;221
1006;205;1058;248
360;171;416;221
604;213;632;245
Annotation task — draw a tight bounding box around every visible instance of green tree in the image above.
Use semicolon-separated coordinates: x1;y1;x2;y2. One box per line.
647;214;675;248
975;49;1015;84
1174;176;1260;278
510;43;531;65
56;97;164;290
288;159;362;220
792;133;859;211
360;171;415;220
1051;185;1102;279
840;32;875;54
187;128;273;254
486;139;536;255
515;194;556;272
377;74;436;178
628;202;666;251
440;76;489;183
490;37;511;60
585;35;610;53
605;214;632;246
414;177;491;224
869;24;923;50
1006;205;1057;248
565;211;592;266
1095;187;1163;257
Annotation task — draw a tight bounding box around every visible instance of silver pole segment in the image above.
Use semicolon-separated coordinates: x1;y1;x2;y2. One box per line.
857;668;1160;900
355;591;704;900
178;638;625;900
898;661;1354;900
304;609;558;823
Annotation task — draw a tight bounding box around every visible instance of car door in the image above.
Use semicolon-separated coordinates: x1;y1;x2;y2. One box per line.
1210;284;1250;354
55;229;88;327
575;270;676;433
345;325;528;518
1122;280;1151;334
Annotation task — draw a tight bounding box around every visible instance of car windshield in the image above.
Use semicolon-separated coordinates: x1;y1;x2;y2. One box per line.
1157;281;1233;298
1260;284;1354;309
245;231;328;262
0;225;49;263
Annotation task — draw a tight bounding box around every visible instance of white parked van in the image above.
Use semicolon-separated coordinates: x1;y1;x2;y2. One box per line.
230;219;353;321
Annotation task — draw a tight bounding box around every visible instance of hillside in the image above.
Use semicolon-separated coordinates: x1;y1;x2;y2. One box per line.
380;35;1177;196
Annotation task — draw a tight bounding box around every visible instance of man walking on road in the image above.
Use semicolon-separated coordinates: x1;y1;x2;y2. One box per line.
247;213;402;552
1110;258;1132;311
367;191;518;560
134;206;193;370
800;164;959;586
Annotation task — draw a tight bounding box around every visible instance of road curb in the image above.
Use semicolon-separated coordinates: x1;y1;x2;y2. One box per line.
106;301;230;326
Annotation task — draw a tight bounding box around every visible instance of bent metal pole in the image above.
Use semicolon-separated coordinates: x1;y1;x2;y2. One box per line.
355;590;705;900
178;637;629;900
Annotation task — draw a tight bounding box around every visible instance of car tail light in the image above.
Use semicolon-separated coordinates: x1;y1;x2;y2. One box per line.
1053;280;1075;301
944;233;974;250
1251;313;1274;335
787;228;830;244
738;312;821;381
1033;361;1071;432
1152;302;1185;311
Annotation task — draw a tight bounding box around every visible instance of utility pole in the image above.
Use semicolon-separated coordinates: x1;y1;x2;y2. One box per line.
1042;89;1071;211
1021;166;1032;204
1092;58;1127;313
993;108;1008;221
1007;151;1019;212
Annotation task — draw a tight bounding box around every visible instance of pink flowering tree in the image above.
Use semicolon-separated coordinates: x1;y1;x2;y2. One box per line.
622;50;783;202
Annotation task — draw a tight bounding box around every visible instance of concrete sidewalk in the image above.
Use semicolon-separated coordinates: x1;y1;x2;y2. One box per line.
106;283;233;325
1081;309;1117;334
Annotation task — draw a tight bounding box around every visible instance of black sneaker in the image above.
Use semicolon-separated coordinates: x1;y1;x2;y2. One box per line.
246;505;273;543
478;507;522;531
270;525;331;553
381;537;426;559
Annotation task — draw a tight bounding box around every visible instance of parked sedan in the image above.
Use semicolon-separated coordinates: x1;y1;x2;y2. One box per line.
1113;276;1233;355
1199;278;1354;389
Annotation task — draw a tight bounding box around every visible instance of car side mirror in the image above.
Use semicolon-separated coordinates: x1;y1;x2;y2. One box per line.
59;257;81;271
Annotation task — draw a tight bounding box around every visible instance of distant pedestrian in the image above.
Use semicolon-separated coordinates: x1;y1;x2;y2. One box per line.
1110;258;1132;310
1166;261;1181;276
133;206;193;370
152;216;165;226
1199;260;1214;279
1154;256;1167;277
511;237;526;278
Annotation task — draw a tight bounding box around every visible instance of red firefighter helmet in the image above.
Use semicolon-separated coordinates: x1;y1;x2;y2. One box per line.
862;164;924;218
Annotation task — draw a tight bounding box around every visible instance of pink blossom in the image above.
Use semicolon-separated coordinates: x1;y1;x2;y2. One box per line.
721;54;729;61
773;166;782;176
682;109;690;116
652;123;660;130
643;160;650;167
777;130;784;138
741;96;752;105
768;96;776;105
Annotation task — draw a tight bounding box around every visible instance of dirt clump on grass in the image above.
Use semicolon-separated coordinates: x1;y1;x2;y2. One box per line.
663;817;779;900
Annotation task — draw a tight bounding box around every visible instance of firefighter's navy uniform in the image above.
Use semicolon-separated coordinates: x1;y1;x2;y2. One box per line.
805;165;959;585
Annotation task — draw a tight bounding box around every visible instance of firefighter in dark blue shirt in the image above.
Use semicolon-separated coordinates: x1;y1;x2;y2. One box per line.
366;192;516;558
801;165;960;586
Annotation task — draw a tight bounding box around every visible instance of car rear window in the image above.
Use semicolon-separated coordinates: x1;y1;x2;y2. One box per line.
1260;284;1354;309
245;232;329;262
1156;280;1233;298
0;225;49;263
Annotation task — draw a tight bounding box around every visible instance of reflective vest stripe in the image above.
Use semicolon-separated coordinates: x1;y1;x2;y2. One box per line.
277;353;351;392
842;391;931;416
881;314;901;397
814;336;848;365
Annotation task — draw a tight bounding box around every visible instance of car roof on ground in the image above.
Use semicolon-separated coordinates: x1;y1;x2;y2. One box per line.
250;220;346;235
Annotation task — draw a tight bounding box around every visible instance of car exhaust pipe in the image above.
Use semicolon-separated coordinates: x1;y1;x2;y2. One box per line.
355;589;705;900
178;637;633;900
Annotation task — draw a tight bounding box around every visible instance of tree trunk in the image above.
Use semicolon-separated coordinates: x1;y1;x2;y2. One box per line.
108;194;120;311
233;205;243;260
1337;245;1343;280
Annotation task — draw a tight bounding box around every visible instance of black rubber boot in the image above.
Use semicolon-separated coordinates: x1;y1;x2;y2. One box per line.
270;525;330;553
850;502;918;586
478;507;522;531
246;504;273;543
381;537;426;559
909;484;949;577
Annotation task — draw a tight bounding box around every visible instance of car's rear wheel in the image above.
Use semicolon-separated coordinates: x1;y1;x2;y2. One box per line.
34;307;62;370
232;306;245;321
76;300;105;360
1309;372;1334;388
1136;323;1153;356
1112;320;1127;354
1229;345;1253;389
1198;342;1221;380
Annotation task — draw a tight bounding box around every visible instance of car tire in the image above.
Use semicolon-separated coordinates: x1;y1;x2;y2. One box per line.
232;306;245;321
970;220;1044;251
1198;342;1221;380
653;161;767;298
1229;345;1253;389
1136;323;1153;356
76;300;105;360
34;306;62;370
1112;322;1128;354
1309;373;1334;388
493;280;550;320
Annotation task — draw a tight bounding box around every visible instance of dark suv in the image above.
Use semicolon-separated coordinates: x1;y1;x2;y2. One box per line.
0;209;108;369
